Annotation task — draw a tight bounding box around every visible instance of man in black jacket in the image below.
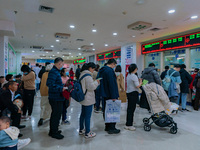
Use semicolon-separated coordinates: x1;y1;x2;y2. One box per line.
38;62;51;79
0;81;25;136
98;59;120;134
160;66;169;80
179;64;193;111
75;65;81;80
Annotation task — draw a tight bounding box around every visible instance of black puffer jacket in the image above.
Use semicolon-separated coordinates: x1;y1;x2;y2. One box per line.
141;67;161;85
179;69;193;93
193;72;200;89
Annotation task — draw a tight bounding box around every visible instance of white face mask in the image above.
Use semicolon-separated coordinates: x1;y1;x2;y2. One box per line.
115;72;121;77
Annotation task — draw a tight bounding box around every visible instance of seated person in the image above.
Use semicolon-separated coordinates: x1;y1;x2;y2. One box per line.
0;76;5;88
0;116;31;150
1;74;14;88
0;81;25;136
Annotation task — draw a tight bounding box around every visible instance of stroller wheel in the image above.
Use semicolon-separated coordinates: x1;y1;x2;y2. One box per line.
143;118;150;124
144;124;151;132
170;126;177;134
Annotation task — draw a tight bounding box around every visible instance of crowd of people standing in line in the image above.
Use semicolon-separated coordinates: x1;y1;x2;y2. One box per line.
0;57;200;149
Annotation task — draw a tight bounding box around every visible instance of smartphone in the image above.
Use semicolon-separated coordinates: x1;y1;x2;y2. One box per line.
97;78;103;80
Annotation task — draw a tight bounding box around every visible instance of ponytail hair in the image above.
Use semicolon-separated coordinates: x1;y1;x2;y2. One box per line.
81;62;96;72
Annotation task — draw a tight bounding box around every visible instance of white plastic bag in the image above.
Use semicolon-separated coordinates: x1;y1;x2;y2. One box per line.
105;100;121;123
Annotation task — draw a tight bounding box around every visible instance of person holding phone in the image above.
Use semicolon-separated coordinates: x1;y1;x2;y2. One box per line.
125;64;142;131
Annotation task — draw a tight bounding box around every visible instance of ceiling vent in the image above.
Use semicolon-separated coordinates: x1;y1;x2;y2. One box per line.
30;46;44;49
128;21;152;31
40;55;46;57
62;48;68;50
81;45;93;50
149;27;161;32
43;49;53;52
39;5;54;13
55;33;71;39
82;49;93;53
76;39;84;42
63;54;70;56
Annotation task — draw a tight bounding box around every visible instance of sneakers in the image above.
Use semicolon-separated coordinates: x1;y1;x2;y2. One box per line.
124;126;136;131
38;118;43;126
182;108;192;112
94;110;102;113
61;120;70;125
79;129;85;135
18;138;31;149
84;132;96;139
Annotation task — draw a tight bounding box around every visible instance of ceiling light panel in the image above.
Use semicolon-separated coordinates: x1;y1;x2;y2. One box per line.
168;9;175;14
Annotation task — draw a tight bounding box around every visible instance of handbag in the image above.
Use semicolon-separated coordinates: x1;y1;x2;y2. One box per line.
119;91;127;103
105;100;121;123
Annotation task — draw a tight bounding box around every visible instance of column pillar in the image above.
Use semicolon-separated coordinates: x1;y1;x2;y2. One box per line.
16;52;22;74
0;36;8;76
160;52;164;72
185;48;190;71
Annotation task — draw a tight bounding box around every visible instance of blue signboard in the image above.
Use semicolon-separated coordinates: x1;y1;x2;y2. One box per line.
36;59;54;63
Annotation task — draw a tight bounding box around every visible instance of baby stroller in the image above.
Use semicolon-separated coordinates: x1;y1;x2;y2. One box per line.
142;83;178;134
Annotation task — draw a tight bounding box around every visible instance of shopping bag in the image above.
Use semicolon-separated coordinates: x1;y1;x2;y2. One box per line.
105;100;121;123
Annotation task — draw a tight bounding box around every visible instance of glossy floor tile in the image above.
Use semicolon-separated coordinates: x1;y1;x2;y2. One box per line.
19;95;200;150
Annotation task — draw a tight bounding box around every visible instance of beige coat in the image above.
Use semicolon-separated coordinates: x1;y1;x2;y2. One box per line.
80;70;99;106
22;71;35;90
143;83;171;114
40;72;49;96
116;73;127;103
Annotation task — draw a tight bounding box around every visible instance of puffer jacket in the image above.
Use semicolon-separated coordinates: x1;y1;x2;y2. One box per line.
141;67;161;85
80;70;99;106
143;83;171;114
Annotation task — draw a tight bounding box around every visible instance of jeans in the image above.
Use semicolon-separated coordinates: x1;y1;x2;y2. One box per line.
95;90;104;111
49;100;63;134
36;83;40;91
79;105;93;135
178;93;188;109
23;89;35;116
62;99;69;121
126;91;138;126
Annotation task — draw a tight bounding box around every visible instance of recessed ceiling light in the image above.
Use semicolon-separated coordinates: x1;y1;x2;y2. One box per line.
69;53;71;55
92;29;97;32
46;52;48;53
56;39;60;42
92;48;95;51
70;25;75;28
57;52;59;54
43;54;45;56
62;55;64;57
78;48;81;50
191;15;198;19
168;9;175;14
113;33;118;36
105;44;108;47
79;53;82;55
90;43;94;45
71;56;73;57
51;45;54;48
32;50;35;52
52;55;55;56
132;35;136;37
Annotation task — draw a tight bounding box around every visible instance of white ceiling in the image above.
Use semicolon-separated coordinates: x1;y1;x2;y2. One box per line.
1;0;200;60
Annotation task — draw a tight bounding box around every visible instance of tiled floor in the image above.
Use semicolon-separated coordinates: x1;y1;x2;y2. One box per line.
20;95;200;150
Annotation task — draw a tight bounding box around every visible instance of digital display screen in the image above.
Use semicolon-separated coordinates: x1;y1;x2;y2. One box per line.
142;31;200;54
97;54;104;60
104;52;113;59
97;49;121;61
73;58;86;64
114;50;121;57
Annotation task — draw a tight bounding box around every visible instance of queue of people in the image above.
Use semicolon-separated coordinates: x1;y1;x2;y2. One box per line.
0;57;200;149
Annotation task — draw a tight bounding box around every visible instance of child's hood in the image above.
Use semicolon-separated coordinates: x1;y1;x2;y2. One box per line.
3;126;19;140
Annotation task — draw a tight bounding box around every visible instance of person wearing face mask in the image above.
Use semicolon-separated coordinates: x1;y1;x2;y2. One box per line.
115;65;126;103
98;59;120;134
46;57;65;139
60;68;70;125
21;65;36;120
38;64;53;126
